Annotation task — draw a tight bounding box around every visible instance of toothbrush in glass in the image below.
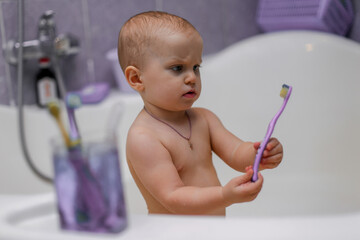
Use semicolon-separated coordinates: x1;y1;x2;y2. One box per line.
252;84;292;182
47;101;71;147
65;93;107;227
65;94;82;148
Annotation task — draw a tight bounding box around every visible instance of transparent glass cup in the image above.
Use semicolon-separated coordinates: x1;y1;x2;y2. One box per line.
51;132;127;233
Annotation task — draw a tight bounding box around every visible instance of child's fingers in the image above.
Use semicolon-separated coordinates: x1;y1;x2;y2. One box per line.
263;152;283;162
263;140;283;157
240;171;263;188
260;154;282;169
254;173;264;191
228;169;253;189
262;151;283;163
250;172;263;192
237;172;263;196
253;172;263;186
233;169;253;185
245;165;253;172
265;138;280;151
225;172;264;203
253;142;261;150
255;138;280;153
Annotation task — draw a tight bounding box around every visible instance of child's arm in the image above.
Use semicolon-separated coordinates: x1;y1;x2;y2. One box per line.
198;108;283;172
127;127;263;215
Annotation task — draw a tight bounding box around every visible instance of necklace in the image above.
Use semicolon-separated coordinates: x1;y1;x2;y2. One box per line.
143;107;193;150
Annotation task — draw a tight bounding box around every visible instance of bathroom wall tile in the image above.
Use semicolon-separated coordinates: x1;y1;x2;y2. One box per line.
86;0;157;90
24;0;86;95
349;0;360;41
0;0;359;106
0;0;17;105
222;0;261;47
163;0;225;55
0;36;6;105
1;0;87;105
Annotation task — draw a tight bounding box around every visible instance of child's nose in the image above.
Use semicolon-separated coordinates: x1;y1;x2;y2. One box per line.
184;71;197;84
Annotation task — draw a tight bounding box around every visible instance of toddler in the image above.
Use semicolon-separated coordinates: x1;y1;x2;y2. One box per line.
118;11;283;215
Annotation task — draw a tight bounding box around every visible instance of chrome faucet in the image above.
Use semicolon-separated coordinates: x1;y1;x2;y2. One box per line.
38;10;56;56
3;10;79;65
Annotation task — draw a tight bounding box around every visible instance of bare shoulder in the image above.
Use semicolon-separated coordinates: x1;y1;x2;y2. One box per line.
127;123;154;146
190;107;222;126
126;113;161;158
190;107;216;118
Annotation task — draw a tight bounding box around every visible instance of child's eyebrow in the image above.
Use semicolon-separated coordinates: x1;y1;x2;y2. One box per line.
170;57;202;63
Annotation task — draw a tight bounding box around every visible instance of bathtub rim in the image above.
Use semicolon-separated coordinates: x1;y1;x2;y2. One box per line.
0;192;360;240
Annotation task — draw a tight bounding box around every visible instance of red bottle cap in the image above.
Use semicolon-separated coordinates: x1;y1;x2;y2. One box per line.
39;57;51;67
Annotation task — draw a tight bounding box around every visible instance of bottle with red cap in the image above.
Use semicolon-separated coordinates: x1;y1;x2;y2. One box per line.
35;57;60;107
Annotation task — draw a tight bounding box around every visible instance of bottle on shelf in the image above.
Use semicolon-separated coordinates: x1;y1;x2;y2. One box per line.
35;57;60;107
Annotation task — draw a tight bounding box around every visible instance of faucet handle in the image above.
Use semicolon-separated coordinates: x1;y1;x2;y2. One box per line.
38;10;56;55
38;10;56;35
55;33;80;56
40;10;55;20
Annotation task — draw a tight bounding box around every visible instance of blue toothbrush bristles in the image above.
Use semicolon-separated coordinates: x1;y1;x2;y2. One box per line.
66;93;82;109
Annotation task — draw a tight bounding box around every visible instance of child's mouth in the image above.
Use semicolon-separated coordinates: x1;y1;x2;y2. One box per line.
183;91;196;98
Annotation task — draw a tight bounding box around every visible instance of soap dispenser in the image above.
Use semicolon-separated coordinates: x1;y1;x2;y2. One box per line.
35;57;60;107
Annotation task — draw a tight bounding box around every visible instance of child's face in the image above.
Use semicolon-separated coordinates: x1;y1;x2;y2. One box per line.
140;29;203;112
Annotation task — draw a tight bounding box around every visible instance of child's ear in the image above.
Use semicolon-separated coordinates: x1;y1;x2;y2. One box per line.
124;66;144;92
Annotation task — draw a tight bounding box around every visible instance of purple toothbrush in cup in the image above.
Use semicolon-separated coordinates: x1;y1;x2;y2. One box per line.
52;87;127;233
252;84;292;182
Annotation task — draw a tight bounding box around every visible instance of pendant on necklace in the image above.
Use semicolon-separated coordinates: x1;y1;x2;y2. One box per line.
188;140;193;150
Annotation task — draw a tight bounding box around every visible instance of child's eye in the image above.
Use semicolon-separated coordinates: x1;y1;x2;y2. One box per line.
193;65;201;72
171;65;183;72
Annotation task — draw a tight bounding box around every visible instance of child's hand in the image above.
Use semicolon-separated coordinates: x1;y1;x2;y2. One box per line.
222;166;263;206
254;138;283;170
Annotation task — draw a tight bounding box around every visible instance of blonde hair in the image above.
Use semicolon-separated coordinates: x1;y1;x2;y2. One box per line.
118;11;199;72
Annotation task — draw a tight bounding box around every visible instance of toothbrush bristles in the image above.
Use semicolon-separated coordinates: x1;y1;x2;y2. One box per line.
280;84;290;98
66;93;82;108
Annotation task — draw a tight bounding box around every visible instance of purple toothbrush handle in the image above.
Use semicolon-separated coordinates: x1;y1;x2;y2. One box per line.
67;108;79;141
252;86;292;182
69;150;107;226
252;119;276;182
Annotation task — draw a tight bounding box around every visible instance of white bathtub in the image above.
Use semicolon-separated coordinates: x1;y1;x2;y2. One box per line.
0;31;360;239
196;30;360;218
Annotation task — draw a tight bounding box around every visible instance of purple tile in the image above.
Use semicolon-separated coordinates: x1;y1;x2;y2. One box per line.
0;0;17;105
349;0;360;41
163;0;225;54
87;0;156;90
0;0;359;106
1;0;86;105
23;0;86;94
222;0;261;46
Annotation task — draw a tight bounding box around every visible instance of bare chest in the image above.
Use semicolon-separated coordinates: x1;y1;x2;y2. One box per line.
159;119;214;177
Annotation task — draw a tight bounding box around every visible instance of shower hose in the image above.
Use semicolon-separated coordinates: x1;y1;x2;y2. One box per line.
17;0;52;183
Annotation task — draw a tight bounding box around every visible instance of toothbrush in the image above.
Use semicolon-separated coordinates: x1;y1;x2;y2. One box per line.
47;101;78;227
65;94;82;148
47;101;71;147
252;84;292;182
65;93;107;228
